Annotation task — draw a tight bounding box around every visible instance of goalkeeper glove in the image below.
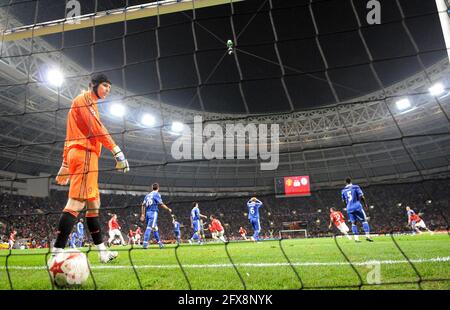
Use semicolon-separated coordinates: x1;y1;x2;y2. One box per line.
112;145;130;173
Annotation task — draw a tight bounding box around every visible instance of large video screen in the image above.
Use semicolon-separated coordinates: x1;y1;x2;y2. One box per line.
275;176;311;197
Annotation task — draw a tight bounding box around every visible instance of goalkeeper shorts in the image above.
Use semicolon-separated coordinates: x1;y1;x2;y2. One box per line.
68;147;99;201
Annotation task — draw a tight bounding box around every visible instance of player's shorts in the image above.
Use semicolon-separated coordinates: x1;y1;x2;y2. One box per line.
347;209;367;223
8;240;14;248
174;231;180;238
135;234;141;240
146;211;159;229
193;219;200;232
249;218;261;232
413;220;426;229
337;222;350;233
109;229;122;238
68;147;99;201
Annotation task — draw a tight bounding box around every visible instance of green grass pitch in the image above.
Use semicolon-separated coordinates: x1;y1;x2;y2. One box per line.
1;234;449;290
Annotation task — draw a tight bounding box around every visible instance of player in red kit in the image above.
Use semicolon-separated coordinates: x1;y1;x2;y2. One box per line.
208;224;216;239
406;206;433;234
239;227;247;240
8;230;17;250
210;215;227;243
108;214;126;246
128;229;135;245
328;208;352;240
134;226;142;245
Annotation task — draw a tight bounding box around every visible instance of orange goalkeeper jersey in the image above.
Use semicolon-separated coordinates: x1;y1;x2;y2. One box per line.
63;91;115;164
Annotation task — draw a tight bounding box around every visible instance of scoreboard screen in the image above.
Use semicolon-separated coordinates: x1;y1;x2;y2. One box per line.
275;176;311;197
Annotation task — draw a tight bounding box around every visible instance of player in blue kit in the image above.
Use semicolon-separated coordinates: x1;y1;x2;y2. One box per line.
76;219;84;247
341;178;373;242
69;231;77;248
140;183;172;249
247;197;263;241
172;217;181;245
189;202;207;245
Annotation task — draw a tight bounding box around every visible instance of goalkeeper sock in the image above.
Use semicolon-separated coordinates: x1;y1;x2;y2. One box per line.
86;216;103;245
54;211;78;249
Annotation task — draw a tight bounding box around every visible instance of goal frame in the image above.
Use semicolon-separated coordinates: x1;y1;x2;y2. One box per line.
278;229;308;239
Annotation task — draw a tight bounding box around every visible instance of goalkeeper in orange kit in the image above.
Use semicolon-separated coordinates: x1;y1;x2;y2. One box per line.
54;73;130;263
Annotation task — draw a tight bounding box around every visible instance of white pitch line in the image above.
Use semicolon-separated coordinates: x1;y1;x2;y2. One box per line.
2;257;449;270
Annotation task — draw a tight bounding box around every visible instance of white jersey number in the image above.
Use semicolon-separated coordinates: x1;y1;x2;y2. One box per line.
346;191;353;202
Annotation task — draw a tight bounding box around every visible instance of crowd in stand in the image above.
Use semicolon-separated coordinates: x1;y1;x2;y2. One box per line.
0;179;448;247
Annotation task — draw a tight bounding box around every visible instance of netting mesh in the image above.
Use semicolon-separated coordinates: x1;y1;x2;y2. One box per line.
0;0;449;290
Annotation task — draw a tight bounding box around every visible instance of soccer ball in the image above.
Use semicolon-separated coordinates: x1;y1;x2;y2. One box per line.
48;250;90;287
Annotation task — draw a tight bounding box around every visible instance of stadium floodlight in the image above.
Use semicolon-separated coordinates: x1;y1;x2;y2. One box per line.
171;121;185;133
428;83;445;96
110;103;126;117
396;98;411;111
141;113;156;127
46;68;64;87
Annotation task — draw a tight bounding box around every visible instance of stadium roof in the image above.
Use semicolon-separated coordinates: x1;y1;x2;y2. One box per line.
0;0;450;193
4;0;447;113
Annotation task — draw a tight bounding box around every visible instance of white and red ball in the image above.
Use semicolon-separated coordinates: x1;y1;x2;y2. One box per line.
48;250;90;287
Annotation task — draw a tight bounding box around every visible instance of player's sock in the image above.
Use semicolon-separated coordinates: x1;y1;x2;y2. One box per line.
86;216;103;245
153;230;161;243
95;242;108;259
54;211;78;249
351;224;359;241
344;233;352;240
143;227;152;248
362;222;370;235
